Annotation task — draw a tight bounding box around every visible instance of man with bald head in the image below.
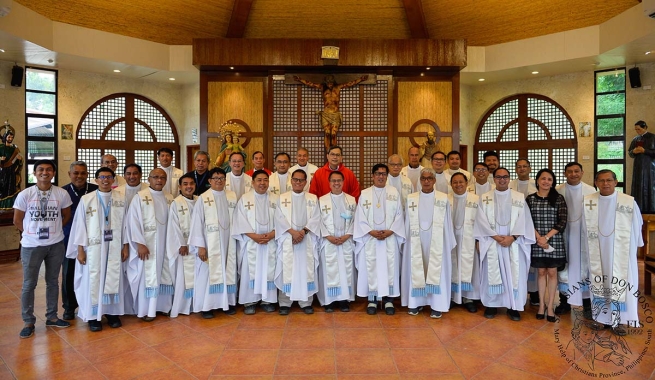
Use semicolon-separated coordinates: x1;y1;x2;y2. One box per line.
126;168;175;321
387;154;413;208
400;146;423;190
101;154;126;188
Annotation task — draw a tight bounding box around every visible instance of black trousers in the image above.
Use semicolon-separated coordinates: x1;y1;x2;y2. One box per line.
61;257;78;312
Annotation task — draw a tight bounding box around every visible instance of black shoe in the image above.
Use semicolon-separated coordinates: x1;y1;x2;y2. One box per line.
384;302;395;315
536;312;545;320
244;305;256;315
582;298;593;320
88;320;103;332
63;310;76;320
142;316;155;322
261;303;276;313
225;306;237;315
302;306;314;315
339;301;350;312
19;325;35;339
366;302;377;315
464;302;477;313
484;307;497;319
555;293;571;315
202;311;214;319
529;292;540;306
156;311;170;317
106;315;122;328
507;309;521;321
324;303;334;313
46;319;71;328
279;306;290;316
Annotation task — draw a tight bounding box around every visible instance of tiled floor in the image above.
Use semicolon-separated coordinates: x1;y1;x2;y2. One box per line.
1;260;654;380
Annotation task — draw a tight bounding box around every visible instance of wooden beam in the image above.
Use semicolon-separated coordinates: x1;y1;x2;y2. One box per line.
226;0;253;38
402;0;429;39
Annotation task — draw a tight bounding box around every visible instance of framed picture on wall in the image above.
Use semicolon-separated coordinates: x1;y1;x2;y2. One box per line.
61;124;73;140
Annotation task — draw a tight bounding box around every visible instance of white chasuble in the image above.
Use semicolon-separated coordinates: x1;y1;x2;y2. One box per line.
434;172;451;194
556;182;596;306
474;189;535;311
448;192;481;303
166;195;196;317
160;166;183;196
401;165;423;190
127;188;174;317
354;186;406;301
274;191;321;301
232;191;279;304
387;174;413;208
268;172;290;196
66;190;127;322
317;192;356;305
225;172;252;200
188;189;238;312
467;182;494;196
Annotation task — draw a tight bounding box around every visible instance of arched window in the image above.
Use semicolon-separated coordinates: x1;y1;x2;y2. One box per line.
76;93;180;180
474;94;577;184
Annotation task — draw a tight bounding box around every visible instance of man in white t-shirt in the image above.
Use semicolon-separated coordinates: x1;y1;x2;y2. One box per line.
14;159;73;338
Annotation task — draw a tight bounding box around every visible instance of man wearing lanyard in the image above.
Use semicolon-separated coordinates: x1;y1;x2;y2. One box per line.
186;150;211;196
61;161;98;320
14;159;73;338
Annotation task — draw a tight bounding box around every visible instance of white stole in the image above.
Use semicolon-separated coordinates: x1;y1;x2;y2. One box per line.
279;192;317;292
584;192;632;308
268;172;289;195
407;191;447;296
83;191;125;315
448;192;479;292
139;189;174;298
173;196;196;298
480;191;523;295
201;190;238;294
319;192;356;296
241;191;277;290
360;187;399;296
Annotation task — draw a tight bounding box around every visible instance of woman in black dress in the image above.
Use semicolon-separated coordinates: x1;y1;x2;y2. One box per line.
526;169;567;322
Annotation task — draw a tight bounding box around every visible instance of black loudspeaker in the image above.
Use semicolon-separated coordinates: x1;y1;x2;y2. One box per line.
11;65;23;87
629;67;641;88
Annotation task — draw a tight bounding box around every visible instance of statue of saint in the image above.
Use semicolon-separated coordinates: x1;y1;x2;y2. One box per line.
0;124;23;211
419;130;438;168
628;120;655;213
214;132;246;173
294;74;368;152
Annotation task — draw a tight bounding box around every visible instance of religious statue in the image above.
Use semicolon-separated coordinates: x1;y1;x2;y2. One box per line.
628;120;655;213
293;74;368;152
0;121;23;211
419;130;438;168
214;120;246;173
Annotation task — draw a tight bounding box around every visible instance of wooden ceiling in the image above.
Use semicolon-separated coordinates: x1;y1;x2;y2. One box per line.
16;0;639;46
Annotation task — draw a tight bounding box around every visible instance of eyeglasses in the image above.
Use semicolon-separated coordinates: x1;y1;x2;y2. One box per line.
431;158;445;162
97;175;114;180
596;179;616;184
291;178;307;183
420;177;435;181
211;177;226;181
373;172;388;177
474;168;488;172
149;176;167;180
494;176;510;180
328;152;342;157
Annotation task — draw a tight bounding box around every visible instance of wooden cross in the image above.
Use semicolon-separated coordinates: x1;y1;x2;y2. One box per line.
409;202;417;211
483;196;492;205
143;196;152;205
363;200;372;209
178;205;188;215
204;198;214;207
322;205;331;214
586;200;596;211
245;201;254;210
86;206;96;217
281;198;291;207
270;187;279;194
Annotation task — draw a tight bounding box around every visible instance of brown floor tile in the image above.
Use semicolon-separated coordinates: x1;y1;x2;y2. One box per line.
445;328;517;359
174;312;239;331
0;364;15;380
286;312;334;329
519;328;564;357
75;331;148;363
471;362;551;380
0;328;70;367
53;320;125;346
334;328;388;349
214;349;278;375
275;376;336;380
117;314;172;331
132;364;197;379
154;333;225;362
391;348;459;374
379;313;429;328
385;328;442;348
281;328;335;349
333;312;382;329
204;322;240;344
275;349;335;375
9;347;89;379
500;346;571;379
398;374;465;380
227;329;284;349
210;376;273;380
129;320;195;346
177;351;224;379
430;324;469;343
447;348;495;378
94;347;174;380
338;375;400;380
48;365;105;380
238;313;289;329
335;348;397;374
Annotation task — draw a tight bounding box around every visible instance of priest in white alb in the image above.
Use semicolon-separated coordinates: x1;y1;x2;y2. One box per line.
354;164;406;315
126;168;174;321
289;147;318;192
268;152;291;196
430;151;451;194
188;168;238;318
401;168;456;318
157;148;183;196
582;170;643;336
225;152;252;200
232;170;278;315
386;154;413;208
449;172;481;313
116;164;149;208
467;163;494;195
274;169;321;315
67;167;128;331
165;174;197;318
474;167;535;321
318;171;357;312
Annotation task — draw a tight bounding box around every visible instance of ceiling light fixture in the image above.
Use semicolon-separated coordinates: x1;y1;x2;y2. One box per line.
113;69;121;73
169;78;175;81
229;66;234;70
478;78;485;82
426;67;430;70
420;73;424;76
531;71;539;74
646;51;652;55
0;49;4;53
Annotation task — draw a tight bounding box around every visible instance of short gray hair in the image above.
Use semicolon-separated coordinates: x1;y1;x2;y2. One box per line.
69;161;87;171
387;154;404;165
420;168;436;178
194;150;210;161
